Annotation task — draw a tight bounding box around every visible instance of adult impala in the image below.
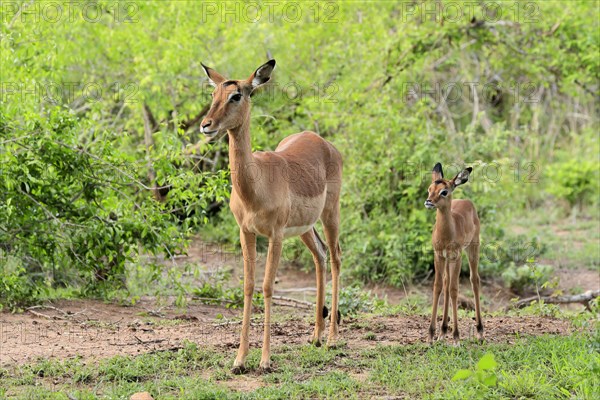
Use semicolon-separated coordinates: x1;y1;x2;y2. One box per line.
200;60;343;372
425;163;483;345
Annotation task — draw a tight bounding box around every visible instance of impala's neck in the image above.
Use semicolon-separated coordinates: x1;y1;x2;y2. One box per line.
227;112;257;203
435;203;455;240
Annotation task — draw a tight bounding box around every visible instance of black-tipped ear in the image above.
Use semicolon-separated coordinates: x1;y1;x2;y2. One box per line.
453;167;472;187
248;59;276;90
201;62;226;87
432;162;444;181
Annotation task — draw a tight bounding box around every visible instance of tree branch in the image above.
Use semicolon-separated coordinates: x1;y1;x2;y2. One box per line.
506;289;600;311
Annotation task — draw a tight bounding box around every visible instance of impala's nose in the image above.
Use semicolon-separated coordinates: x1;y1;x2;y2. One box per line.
424;200;435;209
200;119;213;134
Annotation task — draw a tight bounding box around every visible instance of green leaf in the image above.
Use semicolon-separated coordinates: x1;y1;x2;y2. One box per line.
452;369;473;381
477;353;497;371
482;374;498;387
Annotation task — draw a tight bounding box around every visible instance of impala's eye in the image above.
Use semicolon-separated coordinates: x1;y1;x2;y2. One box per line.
229;93;242;102
440;190;448;197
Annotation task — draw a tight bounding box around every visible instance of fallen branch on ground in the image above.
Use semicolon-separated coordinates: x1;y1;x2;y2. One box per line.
212;317;262;327
27;309;62;320
26;305;72;320
275;287;317;293
272;295;313;309
506;289;599;311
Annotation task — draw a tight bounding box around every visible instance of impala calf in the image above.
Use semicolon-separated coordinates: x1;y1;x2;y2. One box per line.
200;60;343;373
425;162;483;345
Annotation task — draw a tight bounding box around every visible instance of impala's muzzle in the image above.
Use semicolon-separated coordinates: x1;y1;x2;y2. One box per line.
424;200;435;209
200;118;218;137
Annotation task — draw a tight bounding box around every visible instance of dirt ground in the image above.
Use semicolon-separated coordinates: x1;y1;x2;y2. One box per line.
1;237;594;368
0;298;574;368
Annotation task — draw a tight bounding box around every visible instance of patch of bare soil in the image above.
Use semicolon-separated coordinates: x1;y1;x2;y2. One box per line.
555;267;600;293
0;298;574;368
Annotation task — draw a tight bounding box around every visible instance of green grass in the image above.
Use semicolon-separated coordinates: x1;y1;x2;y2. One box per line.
3;331;598;399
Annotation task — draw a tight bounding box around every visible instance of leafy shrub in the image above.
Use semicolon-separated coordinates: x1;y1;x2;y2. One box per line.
547;159;599;210
501;263;554;293
1;0;598;301
329;284;383;316
0;256;37;311
0;108;229;306
479;234;547;283
192;271;263;310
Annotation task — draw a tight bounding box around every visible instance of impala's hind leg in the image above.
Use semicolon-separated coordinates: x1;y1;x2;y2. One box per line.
467;242;483;340
300;228;328;347
321;204;342;348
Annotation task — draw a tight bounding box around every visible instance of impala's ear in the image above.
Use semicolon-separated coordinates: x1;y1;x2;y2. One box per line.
432;162;444;182
452;167;473;188
201;63;226;87
247;59;276;90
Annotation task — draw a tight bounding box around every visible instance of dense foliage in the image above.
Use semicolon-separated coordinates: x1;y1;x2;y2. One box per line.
1;1;598;308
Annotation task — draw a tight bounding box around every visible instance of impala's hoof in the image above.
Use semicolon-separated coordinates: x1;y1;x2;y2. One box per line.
476;323;484;341
258;361;273;373
231;365;248;375
310;337;322;347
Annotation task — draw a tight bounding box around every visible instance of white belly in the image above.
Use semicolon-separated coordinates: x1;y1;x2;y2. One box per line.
283;224;313;238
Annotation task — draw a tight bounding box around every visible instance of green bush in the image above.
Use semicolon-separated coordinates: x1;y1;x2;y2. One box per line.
0;250;39;311
329;284;384;316
501;263;554;294
547;159;599;210
0;108;229;305
1;0;598;303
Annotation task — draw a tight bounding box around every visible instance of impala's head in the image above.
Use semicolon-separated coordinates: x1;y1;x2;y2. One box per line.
200;59;276;137
425;163;472;210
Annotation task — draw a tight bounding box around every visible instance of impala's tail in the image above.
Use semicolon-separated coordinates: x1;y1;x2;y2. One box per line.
322;305;341;324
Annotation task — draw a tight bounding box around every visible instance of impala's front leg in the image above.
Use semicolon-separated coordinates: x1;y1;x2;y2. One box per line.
429;253;444;344
439;259;451;341
260;236;283;371
449;260;461;346
233;230;256;374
